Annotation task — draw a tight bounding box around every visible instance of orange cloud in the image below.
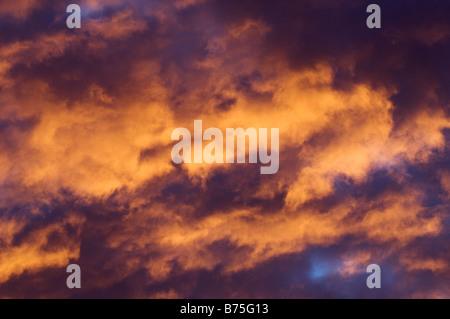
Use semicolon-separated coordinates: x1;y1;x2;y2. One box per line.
85;9;147;40
0;0;449;298
0;214;85;284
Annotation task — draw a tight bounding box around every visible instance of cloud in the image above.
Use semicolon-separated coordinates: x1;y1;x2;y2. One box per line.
0;0;449;298
84;9;147;40
0;211;85;285
0;0;41;20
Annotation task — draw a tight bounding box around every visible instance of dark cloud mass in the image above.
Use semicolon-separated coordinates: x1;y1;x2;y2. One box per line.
0;0;449;298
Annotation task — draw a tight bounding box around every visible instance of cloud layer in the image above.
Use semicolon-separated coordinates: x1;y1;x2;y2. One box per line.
0;0;449;298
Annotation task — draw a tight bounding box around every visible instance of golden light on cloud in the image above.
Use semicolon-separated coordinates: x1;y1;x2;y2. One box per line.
0;0;449;299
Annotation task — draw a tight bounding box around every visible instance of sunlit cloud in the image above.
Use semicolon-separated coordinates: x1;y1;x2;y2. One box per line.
0;0;449;298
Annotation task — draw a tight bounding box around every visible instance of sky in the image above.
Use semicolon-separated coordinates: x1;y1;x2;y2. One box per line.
0;0;449;298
